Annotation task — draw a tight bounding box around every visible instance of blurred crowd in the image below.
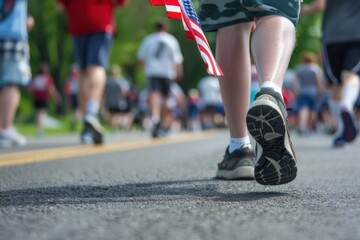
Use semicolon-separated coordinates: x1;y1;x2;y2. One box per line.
65;65;227;135
5;49;360;145
28;49;360;139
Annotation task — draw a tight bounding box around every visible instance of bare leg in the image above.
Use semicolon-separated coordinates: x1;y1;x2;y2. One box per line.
0;85;20;130
298;107;310;132
36;108;47;134
149;91;162;123
216;23;253;138
329;71;359;137
246;16;298;185
85;65;106;106
79;65;107;144
251;16;296;87
78;70;88;116
78;65;106;115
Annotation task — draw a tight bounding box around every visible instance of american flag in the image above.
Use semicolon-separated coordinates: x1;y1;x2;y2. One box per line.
149;0;223;76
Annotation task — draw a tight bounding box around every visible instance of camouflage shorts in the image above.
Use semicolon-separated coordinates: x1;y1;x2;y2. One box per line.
198;0;301;32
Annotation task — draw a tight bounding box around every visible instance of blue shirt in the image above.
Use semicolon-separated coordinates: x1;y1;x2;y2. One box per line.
0;0;28;40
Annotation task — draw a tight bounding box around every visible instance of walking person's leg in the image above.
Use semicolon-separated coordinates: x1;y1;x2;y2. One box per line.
215;23;256;180
323;42;360;146
246;15;298;185
0;85;26;147
0;50;30;148
74;33;112;144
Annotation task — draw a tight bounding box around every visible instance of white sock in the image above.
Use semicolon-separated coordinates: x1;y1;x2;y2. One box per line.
151;116;160;124
86;100;100;116
342;81;359;111
329;99;343;138
229;136;251;153
0;128;11;136
261;81;283;96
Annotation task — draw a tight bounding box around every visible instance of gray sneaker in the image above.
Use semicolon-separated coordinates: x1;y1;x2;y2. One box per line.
216;146;255;180
81;115;105;145
246;87;297;185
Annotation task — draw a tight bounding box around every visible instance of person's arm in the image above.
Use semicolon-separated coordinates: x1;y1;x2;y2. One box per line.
292;73;300;97
48;77;62;104
27;15;35;32
176;64;183;81
315;68;325;96
56;0;67;13
138;59;145;69
113;0;130;7
301;0;326;15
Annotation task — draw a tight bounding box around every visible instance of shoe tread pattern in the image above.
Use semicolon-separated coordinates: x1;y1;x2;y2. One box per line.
247;103;297;185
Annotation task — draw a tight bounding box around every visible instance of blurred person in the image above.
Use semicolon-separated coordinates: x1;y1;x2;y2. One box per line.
302;0;360;147
282;69;297;130
199;0;299;184
187;88;202;132
30;63;61;137
293;52;324;135
56;0;130;144
250;63;260;104
64;63;81;131
354;91;360;126
169;81;187;132
0;0;33;148
135;89;152;131
317;89;336;134
137;20;184;138
197;75;224;130
103;64;133;130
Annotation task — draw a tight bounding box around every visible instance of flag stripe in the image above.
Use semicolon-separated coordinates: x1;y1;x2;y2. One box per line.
150;0;165;6
165;5;182;19
179;1;223;75
197;38;221;76
190;21;222;76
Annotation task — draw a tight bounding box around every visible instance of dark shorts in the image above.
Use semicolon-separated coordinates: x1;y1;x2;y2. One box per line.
70;94;78;109
188;104;200;119
148;77;172;97
322;41;360;85
354;92;360;109
73;32;113;70
199;0;301;32
107;99;130;113
34;99;48;109
201;103;225;115
296;94;317;111
108;107;128;114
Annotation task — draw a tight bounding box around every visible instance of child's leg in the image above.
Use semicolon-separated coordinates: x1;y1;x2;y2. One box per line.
251;16;296;89
216;22;253;138
0;85;20;130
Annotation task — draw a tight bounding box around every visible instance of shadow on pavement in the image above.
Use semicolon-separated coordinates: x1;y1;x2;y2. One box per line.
0;179;289;207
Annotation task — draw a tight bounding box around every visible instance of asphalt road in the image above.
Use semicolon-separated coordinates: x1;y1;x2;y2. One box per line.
0;130;359;240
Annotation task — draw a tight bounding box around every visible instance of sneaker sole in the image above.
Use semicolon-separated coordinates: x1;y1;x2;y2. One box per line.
246;100;297;185
341;111;358;143
216;166;255;180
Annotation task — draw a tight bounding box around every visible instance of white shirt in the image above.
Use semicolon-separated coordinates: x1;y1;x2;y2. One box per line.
197;76;222;105
137;32;183;80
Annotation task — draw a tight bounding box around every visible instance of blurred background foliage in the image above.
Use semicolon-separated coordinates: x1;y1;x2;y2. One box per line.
19;0;322;122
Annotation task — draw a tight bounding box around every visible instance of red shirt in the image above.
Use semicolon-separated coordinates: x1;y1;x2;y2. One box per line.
32;73;54;101
58;0;126;36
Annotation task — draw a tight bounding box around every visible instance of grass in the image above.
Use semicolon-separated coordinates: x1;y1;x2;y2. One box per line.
15;115;82;137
